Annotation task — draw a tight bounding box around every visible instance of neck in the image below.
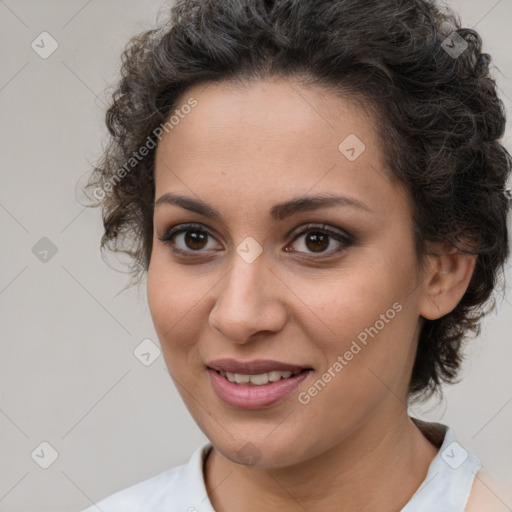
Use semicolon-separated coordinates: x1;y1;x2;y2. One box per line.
204;408;440;512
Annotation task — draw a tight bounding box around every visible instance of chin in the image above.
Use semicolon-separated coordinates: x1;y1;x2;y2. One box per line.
216;438;299;468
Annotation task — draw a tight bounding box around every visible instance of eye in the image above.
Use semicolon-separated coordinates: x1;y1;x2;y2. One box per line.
158;222;354;258
285;223;354;256
158;223;221;254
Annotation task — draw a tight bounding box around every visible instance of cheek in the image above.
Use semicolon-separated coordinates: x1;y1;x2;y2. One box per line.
295;266;407;342
298;295;417;428
146;254;218;355
293;254;420;385
147;257;194;344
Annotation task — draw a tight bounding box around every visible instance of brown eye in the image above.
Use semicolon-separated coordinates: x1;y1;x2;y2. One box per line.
158;223;221;254
286;223;354;257
183;230;208;250
304;231;330;252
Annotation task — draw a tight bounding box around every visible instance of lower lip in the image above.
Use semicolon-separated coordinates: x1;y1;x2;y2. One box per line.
207;369;311;409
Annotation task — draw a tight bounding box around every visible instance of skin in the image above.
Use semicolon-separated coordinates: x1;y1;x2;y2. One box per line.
466;474;512;512
147;78;477;511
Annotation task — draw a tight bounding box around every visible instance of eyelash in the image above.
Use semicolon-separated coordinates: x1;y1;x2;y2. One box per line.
158;222;354;259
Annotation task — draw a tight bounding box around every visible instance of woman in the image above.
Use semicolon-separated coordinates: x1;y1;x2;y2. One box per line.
83;0;511;510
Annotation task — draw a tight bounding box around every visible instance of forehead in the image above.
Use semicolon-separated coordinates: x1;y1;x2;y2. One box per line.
165;78;379;152
153;78;406;219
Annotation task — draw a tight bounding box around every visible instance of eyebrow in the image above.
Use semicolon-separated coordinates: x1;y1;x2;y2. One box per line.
154;192;371;221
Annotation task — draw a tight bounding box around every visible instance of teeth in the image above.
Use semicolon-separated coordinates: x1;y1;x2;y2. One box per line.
268;370;283;382
234;373;250;384
219;370;299;385
250;373;269;385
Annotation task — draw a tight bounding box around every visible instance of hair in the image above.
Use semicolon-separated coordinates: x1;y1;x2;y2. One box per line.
86;0;511;400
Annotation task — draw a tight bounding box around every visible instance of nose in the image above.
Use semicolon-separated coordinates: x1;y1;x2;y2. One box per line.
208;253;288;344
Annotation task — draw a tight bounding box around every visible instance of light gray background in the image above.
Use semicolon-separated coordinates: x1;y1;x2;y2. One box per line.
1;1;511;511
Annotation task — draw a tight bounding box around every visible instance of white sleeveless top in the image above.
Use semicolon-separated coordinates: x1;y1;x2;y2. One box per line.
81;422;481;511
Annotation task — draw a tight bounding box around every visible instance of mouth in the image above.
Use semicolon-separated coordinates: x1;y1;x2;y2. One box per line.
206;359;313;409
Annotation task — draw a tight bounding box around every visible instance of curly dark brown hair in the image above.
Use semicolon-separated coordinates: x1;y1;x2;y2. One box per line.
86;0;511;400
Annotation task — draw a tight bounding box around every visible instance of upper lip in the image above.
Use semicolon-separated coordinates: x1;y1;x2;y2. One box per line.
207;358;312;375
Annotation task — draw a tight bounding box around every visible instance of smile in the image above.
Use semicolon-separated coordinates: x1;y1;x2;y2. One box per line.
206;359;313;409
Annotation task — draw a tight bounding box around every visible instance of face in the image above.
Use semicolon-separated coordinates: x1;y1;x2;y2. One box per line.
148;78;431;468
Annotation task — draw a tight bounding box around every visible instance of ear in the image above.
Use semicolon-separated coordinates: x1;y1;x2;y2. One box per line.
418;244;477;321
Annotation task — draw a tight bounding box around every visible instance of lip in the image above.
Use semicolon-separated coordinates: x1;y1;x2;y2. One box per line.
206;358;310;375
206;359;313;409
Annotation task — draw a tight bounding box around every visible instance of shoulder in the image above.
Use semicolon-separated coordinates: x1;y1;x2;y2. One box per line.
404;420;484;511
465;471;512;512
80;443;212;512
80;465;183;512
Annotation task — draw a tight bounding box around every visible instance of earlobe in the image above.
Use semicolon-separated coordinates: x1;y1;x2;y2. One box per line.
418;247;477;321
